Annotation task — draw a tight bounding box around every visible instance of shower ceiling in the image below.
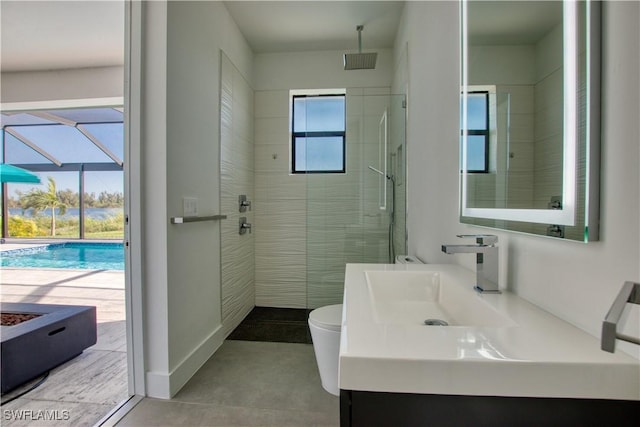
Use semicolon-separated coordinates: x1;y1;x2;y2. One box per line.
224;1;404;53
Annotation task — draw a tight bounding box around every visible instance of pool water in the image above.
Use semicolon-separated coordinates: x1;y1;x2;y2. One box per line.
1;242;125;270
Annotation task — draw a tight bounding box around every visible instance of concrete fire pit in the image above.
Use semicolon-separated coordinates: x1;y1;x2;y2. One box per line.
1;302;97;393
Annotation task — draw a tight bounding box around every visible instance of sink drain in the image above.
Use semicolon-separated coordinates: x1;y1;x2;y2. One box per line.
424;319;448;326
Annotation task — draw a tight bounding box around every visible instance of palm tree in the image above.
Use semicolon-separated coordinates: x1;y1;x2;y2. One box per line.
20;177;68;236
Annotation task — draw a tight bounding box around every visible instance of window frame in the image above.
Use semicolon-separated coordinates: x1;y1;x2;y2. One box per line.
291;94;346;174
461;90;490;174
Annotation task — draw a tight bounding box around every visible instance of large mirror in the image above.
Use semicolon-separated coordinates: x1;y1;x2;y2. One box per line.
460;0;600;241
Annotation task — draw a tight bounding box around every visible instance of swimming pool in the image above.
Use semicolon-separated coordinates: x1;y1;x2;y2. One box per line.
1;242;125;270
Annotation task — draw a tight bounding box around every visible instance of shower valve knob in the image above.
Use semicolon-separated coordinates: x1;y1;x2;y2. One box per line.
239;195;252;212
239;217;252;235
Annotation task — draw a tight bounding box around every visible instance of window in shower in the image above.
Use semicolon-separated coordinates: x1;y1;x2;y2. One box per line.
291;93;346;173
460;90;490;173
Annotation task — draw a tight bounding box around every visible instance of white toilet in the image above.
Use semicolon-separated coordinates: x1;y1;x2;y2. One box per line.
308;304;343;396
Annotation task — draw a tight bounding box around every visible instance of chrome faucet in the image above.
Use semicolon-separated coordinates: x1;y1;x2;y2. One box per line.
441;234;500;294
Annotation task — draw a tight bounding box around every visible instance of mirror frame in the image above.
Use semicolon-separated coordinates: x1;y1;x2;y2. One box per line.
459;0;601;240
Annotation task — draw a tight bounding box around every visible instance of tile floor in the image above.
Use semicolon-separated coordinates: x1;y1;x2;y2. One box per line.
115;340;340;427
227;307;313;344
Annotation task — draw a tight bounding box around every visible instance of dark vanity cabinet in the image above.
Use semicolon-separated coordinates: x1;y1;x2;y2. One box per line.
340;390;639;427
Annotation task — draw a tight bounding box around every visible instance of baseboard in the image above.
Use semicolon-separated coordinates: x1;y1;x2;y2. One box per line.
145;324;225;399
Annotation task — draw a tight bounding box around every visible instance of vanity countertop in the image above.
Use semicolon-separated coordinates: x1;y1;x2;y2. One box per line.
339;263;640;400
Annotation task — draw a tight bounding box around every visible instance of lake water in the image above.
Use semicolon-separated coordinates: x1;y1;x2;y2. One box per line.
8;207;122;220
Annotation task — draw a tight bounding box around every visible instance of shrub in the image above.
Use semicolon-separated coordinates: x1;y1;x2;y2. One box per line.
8;217;39;237
85;213;124;233
6;212;124;239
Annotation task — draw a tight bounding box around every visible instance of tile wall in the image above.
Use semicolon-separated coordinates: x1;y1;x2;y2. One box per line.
532;23;564;211
254;89;308;308
254;87;396;309
220;53;255;336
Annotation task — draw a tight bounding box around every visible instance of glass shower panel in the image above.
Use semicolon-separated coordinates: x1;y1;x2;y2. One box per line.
306;93;406;309
388;95;407;264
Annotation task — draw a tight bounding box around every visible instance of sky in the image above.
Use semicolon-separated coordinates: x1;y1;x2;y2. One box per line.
2;118;123;199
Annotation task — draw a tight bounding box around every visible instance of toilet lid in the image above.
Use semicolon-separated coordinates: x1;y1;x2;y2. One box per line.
309;304;343;332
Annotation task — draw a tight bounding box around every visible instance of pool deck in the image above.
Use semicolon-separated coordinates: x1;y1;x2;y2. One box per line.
0;261;128;426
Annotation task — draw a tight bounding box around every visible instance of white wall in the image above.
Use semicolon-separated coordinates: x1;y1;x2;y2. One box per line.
1;66;123;105
399;1;640;359
139;0;170;397
396;1;461;265
139;0;254;398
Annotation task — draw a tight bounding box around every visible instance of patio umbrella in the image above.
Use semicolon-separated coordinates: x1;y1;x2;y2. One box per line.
0;164;41;184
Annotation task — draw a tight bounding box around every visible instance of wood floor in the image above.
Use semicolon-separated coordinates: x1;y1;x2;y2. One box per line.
0;266;128;427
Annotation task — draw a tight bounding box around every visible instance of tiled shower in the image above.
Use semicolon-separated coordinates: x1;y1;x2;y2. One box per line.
220;53;406;335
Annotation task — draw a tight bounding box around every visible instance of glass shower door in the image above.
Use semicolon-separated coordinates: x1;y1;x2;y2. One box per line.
305;92;406;309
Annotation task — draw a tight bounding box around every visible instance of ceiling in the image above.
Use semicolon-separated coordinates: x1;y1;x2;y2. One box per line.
224;1;405;53
0;0;404;73
468;1;562;45
0;0;125;72
0;1;566;72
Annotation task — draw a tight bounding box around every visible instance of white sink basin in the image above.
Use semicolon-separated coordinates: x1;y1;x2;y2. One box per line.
365;270;514;327
340;264;640;400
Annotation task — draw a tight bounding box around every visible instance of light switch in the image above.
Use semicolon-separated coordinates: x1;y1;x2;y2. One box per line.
183;197;198;217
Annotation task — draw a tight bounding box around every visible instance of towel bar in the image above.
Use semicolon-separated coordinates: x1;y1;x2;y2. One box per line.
601;281;640;353
170;215;227;224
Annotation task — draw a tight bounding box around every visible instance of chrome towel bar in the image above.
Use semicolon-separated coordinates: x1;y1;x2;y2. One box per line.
170;215;227;224
601;281;640;353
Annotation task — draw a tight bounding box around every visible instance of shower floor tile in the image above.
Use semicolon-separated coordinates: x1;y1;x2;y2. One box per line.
227;307;312;344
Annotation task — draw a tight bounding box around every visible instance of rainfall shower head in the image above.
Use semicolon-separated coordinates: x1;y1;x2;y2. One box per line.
344;25;377;70
344;52;378;70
